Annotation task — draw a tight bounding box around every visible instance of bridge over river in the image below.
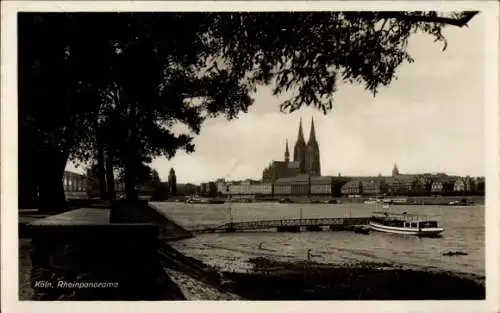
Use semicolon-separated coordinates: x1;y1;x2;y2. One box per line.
196;217;371;233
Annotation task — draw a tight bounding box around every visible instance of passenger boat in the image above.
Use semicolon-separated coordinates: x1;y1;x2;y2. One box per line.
185;195;225;204
448;199;472;206
369;211;444;237
186;196;209;204
363;198;381;205
382;197;408;204
185;196;202;203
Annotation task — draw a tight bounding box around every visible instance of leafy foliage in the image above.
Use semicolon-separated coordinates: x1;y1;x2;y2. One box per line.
206;11;477;113
18;11;477;206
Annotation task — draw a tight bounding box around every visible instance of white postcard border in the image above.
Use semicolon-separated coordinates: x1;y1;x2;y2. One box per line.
1;1;499;313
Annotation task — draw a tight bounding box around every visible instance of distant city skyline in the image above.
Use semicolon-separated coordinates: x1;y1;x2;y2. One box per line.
66;13;485;184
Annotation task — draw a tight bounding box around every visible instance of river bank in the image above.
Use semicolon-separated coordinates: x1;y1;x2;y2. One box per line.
221;257;485;300
155;242;485;300
165;269;241;300
19;237;486;301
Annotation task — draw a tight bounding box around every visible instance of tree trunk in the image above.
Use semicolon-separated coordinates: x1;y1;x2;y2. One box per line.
19;138;38;209
37;149;69;213
124;163;138;201
105;148;116;200
97;134;108;200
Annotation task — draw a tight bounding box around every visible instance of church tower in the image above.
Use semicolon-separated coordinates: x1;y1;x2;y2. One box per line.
306;117;321;176
293;118;306;172
284;139;290;163
392;163;399;177
168;168;177;195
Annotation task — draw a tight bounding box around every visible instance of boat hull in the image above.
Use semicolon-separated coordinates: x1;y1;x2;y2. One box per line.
369;221;443;237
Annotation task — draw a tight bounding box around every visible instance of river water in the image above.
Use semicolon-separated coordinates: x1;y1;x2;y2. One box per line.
153;202;485;276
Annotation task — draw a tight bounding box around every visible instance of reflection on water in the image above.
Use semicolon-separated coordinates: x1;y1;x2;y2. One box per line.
154;202;485;276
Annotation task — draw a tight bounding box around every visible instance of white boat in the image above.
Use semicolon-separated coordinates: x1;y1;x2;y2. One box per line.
364;198;381;205
369;211;444;237
382;197;408;204
186;196;209;204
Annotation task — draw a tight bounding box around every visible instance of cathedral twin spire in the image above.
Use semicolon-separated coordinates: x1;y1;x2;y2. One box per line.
287;117;321;176
297;118;305;143
309;118;317;142
294;117;318;145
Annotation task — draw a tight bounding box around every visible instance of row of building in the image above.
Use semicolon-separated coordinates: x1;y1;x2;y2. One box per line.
64;168;485;200
206;163;485;198
63;117;484;201
63;168;178;199
201;118;484;199
62;171;126;199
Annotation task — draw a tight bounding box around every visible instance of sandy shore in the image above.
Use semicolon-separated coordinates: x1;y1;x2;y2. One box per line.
217;257;485;300
157;243;485;301
165;269;241;300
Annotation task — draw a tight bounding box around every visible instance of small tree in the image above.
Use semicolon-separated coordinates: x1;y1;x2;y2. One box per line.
208;182;218;198
380;180;389;196
358;181;364;196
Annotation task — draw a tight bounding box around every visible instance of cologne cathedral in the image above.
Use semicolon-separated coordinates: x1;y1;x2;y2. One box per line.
262;118;321;182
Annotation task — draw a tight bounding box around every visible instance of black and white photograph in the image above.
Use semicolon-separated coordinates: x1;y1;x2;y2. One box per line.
1;1;499;312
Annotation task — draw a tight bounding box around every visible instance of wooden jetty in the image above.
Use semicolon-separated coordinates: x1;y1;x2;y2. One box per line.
197;217;371;233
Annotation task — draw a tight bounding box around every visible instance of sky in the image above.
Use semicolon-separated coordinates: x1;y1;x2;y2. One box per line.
66;13;485;184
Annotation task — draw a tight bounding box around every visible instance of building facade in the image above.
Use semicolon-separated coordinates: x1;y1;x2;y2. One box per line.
215;178;227;195
228;179;273;196
453;176;474;192
64;171;87;198
340;178;385;196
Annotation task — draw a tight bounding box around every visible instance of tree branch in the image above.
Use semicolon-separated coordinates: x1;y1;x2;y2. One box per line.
369;11;479;28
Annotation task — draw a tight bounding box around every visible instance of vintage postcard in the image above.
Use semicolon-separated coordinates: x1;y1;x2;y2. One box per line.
1;1;499;313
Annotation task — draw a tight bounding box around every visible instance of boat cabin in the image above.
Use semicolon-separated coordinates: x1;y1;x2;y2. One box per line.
370;212;440;229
